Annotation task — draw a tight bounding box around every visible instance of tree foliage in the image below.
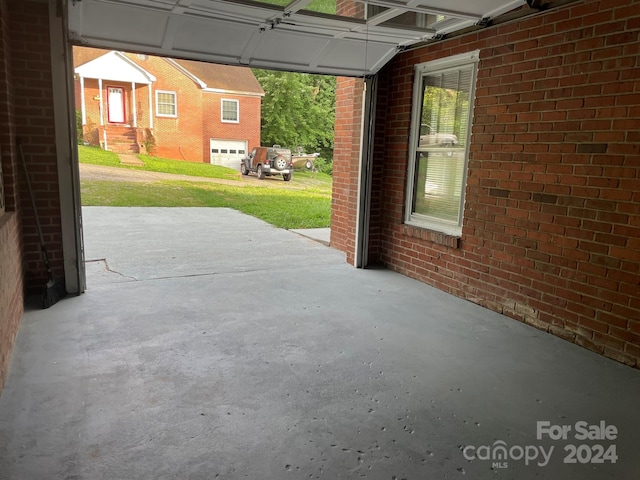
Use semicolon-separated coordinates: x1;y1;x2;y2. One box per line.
253;69;336;162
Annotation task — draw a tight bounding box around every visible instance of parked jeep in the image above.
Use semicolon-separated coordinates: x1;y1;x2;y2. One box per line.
241;146;293;181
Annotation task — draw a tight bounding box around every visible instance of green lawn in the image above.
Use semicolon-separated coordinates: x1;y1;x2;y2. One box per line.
78;145;121;167
256;0;336;14
78;146;333;228
81;180;331;229
78;145;240;181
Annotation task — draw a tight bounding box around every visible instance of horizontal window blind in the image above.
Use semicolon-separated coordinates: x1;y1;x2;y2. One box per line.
420;66;472;148
222;99;238;122
412;65;472;224
157;92;176;116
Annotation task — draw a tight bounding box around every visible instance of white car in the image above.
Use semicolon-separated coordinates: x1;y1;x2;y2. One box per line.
419;124;458;147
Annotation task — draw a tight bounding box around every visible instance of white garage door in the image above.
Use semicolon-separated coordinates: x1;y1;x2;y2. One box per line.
210;139;247;171
69;0;526;77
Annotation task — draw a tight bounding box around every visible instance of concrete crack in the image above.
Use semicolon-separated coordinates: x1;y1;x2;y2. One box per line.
86;258;138;281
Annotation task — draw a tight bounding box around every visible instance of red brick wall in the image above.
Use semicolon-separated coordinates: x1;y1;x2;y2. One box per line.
0;0;18;214
202;92;262;162
9;1;63;293
78;78;101;135
335;0;640;367
0;0;59;390
143;55;204;161
331;76;364;264
0;0;23;392
0;214;23;391
331;0;366;263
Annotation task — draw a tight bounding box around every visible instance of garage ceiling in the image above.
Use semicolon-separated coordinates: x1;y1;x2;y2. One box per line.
68;0;526;76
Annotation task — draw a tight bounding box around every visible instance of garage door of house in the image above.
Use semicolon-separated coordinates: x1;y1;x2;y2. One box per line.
210;139;247;171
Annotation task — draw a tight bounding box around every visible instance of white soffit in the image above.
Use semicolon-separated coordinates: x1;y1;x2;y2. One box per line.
67;0;526;77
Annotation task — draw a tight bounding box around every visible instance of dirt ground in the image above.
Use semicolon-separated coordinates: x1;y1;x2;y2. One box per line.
79;163;302;189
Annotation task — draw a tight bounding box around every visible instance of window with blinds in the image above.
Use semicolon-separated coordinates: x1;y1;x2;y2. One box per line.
156;90;177;117
406;52;478;235
221;99;239;123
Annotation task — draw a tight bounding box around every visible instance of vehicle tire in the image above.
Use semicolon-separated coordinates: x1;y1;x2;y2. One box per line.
257;164;265;180
241;162;249;175
283;173;292;182
274;155;288;171
305;160;313;170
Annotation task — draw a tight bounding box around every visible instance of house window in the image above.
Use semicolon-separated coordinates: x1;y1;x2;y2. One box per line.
221;99;239;123
405;51;479;236
156;90;177;117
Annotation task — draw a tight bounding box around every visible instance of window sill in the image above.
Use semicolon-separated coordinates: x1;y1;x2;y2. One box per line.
402;223;461;248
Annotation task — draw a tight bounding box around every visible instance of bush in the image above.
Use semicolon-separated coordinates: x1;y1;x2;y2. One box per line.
76;110;84;144
312;156;333;176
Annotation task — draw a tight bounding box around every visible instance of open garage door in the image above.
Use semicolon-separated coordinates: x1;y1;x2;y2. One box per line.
210;139;247;171
57;0;529;288
67;0;526;77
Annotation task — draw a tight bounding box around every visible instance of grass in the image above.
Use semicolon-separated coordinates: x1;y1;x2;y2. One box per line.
81;180;331;229
78;145;240;181
78;145;333;228
257;0;336;14
78;145;121;167
137;154;240;180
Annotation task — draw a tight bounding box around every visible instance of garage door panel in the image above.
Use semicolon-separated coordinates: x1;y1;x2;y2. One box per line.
319;39;395;71
251;30;330;68
69;0;526;77
173;18;252;58
78;2;169;47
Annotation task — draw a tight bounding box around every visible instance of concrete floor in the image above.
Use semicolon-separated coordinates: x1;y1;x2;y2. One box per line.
1;207;639;479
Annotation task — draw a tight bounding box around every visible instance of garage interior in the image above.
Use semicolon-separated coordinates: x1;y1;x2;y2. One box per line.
0;0;639;478
3;206;640;478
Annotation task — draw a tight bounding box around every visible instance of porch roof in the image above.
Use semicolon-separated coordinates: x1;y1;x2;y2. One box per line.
75;51;157;84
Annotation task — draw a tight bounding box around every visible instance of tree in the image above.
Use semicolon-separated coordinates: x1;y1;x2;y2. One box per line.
253;69;336;164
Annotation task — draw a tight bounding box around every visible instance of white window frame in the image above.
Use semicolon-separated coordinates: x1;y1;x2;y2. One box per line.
221;98;239;123
155;90;177;118
405;50;480;237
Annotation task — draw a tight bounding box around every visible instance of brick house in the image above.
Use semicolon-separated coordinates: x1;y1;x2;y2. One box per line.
73;47;264;168
1;0;639;394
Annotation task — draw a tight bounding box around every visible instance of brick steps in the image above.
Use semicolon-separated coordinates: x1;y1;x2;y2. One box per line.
104;126;139;154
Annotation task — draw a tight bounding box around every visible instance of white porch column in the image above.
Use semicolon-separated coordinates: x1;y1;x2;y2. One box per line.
98;78;104;125
79;76;86;125
148;83;153;129
132;82;137;128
